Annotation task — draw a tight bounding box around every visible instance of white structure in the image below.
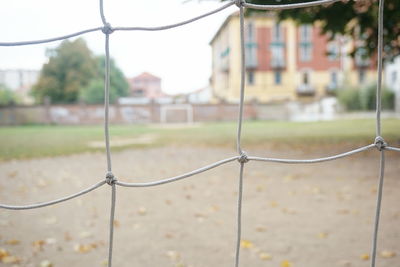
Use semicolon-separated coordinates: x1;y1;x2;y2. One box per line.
0;69;39;104
186;86;212;104
0;69;39;90
160;104;193;124
385;57;400;113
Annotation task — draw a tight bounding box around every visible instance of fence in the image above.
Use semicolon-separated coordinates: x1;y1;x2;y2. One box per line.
1;0;399;267
0;102;288;125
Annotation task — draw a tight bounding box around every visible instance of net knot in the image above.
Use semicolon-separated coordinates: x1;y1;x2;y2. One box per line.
235;0;244;8
106;172;117;185
238;151;249;164
102;23;114;34
374;136;387;151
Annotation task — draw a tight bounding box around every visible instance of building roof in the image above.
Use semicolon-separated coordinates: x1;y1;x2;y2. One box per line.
132;72;161;81
209;11;277;45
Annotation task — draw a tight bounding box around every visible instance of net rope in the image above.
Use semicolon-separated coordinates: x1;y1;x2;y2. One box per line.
0;0;397;267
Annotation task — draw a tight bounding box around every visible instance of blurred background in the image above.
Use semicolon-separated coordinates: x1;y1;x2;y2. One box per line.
0;0;399;266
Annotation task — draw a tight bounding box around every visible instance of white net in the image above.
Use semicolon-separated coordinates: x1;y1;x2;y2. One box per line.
1;0;398;266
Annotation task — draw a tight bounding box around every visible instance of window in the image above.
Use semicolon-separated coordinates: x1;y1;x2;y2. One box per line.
391;71;397;84
272;22;283;42
358;69;366;84
271;45;284;62
247;71;255;85
299;24;313;62
327;42;339;61
300;45;312;61
246;22;255;42
302;72;309;85
132;89;144;97
245;22;257;68
331;71;338;86
274;71;282;85
299;25;312;42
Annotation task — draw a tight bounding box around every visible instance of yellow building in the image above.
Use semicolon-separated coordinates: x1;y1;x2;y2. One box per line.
210;12;376;103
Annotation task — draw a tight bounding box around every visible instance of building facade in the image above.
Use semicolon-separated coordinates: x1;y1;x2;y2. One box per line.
0;69;39;104
210;12;376;103
128;72;164;99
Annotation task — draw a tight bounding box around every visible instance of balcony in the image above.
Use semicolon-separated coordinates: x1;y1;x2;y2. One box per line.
296;84;316;96
355;56;370;68
325;83;338;95
270;58;285;69
354;48;370;68
220;60;229;72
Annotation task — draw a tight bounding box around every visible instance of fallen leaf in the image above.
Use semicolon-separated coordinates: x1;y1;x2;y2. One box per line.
255;226;267;232
7;171;17;178
40;259;53;267
2;255;20;264
79;231;93;239
0;248;10;259
165;250;181;261
281;260;292;267
259;252;272;260
164;233;174;239
360;253;370;260
113;220;120;227
240;240;254;249
270;201;278;208
284;175;295;182
45;238;57;245
138;207;147;216
32;240;46;252
380;250;396;258
208;205;219;212
74;243;97;253
5;239;20;245
36;179;48;188
317;232;328;239
64;232;72;242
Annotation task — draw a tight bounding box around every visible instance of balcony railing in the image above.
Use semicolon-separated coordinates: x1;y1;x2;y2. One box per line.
220;59;229;72
271;58;285;69
296;84;316;96
325;83;338;94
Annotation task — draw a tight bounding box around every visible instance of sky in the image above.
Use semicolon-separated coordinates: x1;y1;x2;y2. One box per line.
0;0;237;94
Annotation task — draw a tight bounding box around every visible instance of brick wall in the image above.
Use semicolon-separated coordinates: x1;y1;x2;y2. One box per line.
0;102;290;125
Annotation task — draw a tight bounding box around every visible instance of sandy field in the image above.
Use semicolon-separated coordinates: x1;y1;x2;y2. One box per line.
0;145;399;267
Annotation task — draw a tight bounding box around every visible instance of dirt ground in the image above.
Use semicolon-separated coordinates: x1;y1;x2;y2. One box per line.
0;145;399;267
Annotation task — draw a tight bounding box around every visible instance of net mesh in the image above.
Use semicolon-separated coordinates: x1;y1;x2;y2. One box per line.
0;0;398;267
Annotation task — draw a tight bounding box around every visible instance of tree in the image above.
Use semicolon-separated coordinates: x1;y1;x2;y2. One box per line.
32;38;98;103
236;0;400;60
79;56;129;104
0;84;19;106
32;39;129;104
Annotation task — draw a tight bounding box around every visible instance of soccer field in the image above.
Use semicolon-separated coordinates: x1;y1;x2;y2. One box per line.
0;118;399;160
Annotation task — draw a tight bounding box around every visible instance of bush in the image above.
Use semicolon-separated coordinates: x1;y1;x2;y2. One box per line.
79;79;119;104
337;88;362;111
337;84;395;111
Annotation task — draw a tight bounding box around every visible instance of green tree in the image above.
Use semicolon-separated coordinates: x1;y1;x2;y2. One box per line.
79;56;129;104
32;38;97;103
0;84;19;106
234;0;400;60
